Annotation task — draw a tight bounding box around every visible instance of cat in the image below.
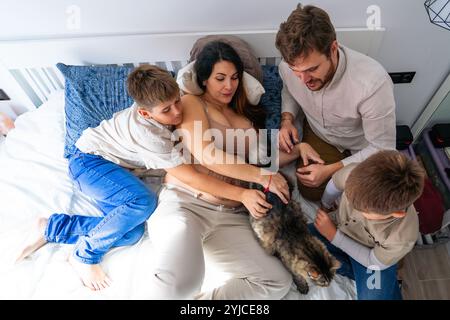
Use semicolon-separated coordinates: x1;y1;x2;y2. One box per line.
250;198;340;294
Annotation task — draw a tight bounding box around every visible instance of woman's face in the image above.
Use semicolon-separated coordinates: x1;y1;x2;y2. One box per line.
203;60;239;105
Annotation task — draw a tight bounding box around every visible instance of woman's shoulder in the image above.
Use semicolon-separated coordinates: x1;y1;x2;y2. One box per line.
181;94;202;104
182;94;208;110
180;94;208;120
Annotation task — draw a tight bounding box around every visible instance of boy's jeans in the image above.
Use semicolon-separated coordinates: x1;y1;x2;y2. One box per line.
308;224;402;300
45;150;157;264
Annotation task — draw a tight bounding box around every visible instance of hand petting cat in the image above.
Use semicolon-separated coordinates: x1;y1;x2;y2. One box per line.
314;209;337;242
241;189;272;219
250;200;340;294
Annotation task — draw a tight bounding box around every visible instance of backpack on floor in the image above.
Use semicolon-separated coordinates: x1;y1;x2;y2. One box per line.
396;125;413;150
430;124;450;148
414;178;445;235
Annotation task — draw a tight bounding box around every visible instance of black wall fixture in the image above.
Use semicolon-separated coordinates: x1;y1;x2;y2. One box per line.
0;89;10;101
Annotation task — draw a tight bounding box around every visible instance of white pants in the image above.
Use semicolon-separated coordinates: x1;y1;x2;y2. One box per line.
146;184;292;300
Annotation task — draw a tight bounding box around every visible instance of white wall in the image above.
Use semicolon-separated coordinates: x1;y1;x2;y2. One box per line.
429;92;450;127
1;0;450;126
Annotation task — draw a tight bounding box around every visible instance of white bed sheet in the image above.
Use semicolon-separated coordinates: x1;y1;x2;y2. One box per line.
0;91;355;300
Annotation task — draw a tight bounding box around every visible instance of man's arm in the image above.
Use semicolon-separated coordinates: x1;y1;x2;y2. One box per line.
278;142;324;168
279;62;302;153
296;161;343;188
279;61;301;117
297;78;395;186
341;77;396;166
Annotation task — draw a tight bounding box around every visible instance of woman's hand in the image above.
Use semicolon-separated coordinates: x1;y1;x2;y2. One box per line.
241;189;273;219
298;142;324;166
314;209;337;242
260;173;290;204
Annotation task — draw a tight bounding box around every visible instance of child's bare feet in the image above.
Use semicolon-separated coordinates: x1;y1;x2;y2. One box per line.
68;255;112;291
15;217;48;263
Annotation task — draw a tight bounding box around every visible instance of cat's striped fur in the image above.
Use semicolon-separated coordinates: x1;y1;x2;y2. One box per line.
250;200;340;294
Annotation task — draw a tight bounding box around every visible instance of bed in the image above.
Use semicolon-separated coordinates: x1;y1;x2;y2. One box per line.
0;29;384;299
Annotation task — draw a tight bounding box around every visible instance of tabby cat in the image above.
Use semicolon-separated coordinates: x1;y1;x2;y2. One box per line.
250;198;340;294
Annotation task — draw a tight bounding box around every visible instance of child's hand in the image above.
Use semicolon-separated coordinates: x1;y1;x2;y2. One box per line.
298;143;324;166
241;189;273;219
314;208;337;242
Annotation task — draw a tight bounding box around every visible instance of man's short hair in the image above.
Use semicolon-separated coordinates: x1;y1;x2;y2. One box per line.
275;4;336;64
127;65;179;109
345;150;425;215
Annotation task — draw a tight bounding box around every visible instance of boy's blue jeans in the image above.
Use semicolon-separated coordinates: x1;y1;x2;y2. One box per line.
308;224;402;300
45;150;157;264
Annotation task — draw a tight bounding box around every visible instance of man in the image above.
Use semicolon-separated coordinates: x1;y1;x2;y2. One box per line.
276;4;396;201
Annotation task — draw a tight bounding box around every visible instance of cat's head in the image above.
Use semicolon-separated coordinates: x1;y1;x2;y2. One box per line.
296;238;341;287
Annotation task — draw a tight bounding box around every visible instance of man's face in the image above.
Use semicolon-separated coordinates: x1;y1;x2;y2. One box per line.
288;42;338;91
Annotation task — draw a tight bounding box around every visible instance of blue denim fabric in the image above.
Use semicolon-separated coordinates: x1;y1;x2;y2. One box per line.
308;224;402;300
46;150;157;264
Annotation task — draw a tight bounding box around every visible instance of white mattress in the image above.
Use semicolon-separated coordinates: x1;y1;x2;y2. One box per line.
0;91;355;299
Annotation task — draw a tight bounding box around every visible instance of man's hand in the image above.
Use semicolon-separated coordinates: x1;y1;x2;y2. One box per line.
297;143;324;166
314;209;337;242
296;163;330;187
296;161;343;188
279;118;299;153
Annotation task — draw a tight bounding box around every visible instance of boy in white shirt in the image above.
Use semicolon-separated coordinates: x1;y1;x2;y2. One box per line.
17;65;287;291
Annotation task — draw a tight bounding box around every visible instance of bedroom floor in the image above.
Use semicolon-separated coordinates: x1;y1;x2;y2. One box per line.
399;241;450;299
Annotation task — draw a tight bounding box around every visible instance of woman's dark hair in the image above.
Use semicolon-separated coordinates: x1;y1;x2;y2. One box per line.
194;41;265;129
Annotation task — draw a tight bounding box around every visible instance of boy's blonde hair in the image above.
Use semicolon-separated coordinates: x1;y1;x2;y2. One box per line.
127;65;179;109
345;150;425;215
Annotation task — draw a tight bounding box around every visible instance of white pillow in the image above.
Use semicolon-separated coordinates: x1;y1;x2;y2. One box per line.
176;61;265;105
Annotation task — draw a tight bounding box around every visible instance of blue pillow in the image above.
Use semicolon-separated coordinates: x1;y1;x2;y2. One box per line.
260;65;282;132
57;63;134;158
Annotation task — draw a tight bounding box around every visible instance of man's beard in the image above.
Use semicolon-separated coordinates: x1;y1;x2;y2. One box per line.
305;59;336;91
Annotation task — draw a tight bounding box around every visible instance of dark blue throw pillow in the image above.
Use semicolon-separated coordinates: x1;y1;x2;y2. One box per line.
260;65;282;132
57;63;134;158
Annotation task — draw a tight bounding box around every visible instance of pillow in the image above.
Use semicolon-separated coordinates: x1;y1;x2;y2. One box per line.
260;65;282;131
176;61;265;105
189;35;263;83
57;63;134;158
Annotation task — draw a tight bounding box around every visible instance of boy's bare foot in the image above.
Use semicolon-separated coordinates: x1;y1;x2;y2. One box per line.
68;255;112;291
15;217;48;263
